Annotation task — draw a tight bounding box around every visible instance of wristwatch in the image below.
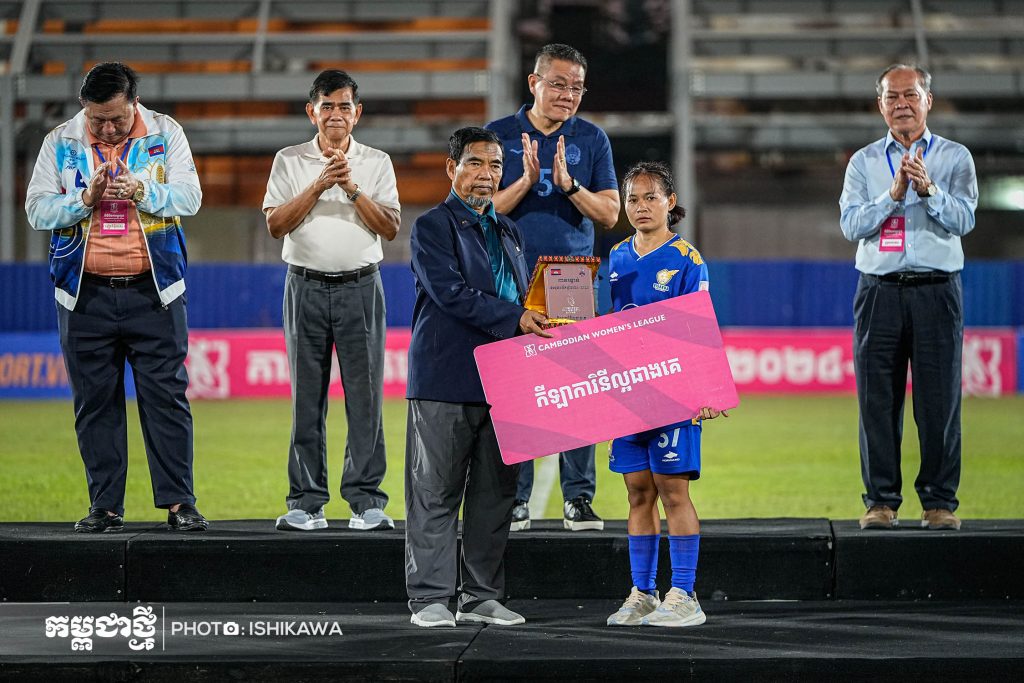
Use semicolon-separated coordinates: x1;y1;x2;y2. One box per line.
920;182;937;198
132;180;146;204
347;185;362;202
564;177;582;196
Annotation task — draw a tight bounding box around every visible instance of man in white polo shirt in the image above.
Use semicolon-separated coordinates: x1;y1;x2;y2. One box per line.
263;70;401;532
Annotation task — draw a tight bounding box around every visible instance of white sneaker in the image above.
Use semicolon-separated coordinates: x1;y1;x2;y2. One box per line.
275;508;328;531
410;604;456;628
349;508;395;530
607;587;660;626
642;587;706;627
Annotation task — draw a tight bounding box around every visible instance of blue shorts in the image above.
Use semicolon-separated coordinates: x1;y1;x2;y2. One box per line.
609;420;701;478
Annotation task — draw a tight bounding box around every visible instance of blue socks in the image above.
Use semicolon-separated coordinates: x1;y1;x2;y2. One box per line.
669;534;700;592
627;534;659;594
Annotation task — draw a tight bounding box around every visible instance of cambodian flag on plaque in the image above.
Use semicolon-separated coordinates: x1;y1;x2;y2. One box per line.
474;291;739;465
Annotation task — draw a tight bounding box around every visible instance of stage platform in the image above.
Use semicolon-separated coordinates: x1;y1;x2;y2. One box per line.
1;600;1021;681
1;520;1021;680
1;519;1022;603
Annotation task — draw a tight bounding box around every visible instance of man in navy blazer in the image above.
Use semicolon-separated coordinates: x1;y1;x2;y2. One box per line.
404;127;550;628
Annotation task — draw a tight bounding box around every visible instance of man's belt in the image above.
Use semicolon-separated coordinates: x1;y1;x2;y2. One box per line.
876;271;951;286
289;263;379;284
83;271;151;288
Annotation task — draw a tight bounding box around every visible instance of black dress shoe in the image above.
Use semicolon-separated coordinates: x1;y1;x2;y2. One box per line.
167;503;209;531
74;509;124;533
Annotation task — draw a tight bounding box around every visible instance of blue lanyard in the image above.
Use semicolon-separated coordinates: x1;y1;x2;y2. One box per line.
885;135;933;178
94;141;132;177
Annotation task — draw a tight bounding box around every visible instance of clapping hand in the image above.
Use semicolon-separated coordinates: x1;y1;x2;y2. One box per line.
520;132;540;186
82;161;112;207
902;147;933;196
552;135;573;193
106;158;140;202
317;147;353;194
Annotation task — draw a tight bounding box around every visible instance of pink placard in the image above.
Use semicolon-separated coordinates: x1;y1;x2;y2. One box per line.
473;291;740;465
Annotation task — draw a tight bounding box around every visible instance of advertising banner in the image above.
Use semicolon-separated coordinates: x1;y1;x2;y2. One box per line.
0;328;1016;400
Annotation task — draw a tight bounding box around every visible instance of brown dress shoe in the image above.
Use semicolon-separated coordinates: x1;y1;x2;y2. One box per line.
921;508;961;530
859;505;898;529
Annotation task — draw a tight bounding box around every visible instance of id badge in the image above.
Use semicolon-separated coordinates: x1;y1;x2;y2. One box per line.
879;216;905;253
98;199;130;236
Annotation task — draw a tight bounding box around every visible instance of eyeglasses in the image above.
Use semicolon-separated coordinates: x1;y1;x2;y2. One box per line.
533;74;587;98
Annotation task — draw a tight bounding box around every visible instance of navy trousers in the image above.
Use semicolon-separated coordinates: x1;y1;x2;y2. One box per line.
853;272;963;512
516;444;596;504
57;275;196;516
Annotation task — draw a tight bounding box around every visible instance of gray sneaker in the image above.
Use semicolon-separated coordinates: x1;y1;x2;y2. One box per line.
642;587;706;627
348;507;395;530
455;600;525;626
410;604;456;628
510;500;530;531
607;587;660;626
276;508;327;531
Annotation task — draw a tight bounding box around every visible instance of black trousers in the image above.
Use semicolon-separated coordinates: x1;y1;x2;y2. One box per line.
853;272;963;512
57;276;195;516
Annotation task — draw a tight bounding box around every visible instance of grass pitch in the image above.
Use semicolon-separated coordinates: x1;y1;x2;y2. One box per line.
1;395;1021;523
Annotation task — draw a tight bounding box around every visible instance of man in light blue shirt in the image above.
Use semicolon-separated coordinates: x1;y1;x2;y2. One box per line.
840;64;978;532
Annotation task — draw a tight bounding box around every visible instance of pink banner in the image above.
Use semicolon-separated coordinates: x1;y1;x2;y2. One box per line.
474;292;740;464
724;329;1017;396
184;329;411;400
176;327;1016;401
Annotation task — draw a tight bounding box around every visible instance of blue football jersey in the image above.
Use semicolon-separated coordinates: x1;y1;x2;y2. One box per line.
485;106;618;271
608;233;711;452
609;234;709;312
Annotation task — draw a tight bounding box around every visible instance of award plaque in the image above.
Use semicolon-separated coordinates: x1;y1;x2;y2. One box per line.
524;255;600;328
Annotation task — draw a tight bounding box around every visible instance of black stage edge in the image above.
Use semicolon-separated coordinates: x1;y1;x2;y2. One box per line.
0;523;160;601
1;600;1021;682
832;520;1024;600
1;519;1022;602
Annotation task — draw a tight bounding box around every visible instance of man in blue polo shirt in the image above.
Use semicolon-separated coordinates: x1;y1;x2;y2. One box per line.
486;43;620;532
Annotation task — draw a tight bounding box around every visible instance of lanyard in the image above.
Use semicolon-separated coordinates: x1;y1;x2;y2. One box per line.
94;140;132;177
885;135;933;178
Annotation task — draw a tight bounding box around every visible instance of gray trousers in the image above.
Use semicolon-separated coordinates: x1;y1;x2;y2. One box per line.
404;399;518;613
853;272;963;512
283;269;388;514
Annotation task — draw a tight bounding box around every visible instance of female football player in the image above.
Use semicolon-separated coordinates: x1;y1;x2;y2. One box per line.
605;162;726;627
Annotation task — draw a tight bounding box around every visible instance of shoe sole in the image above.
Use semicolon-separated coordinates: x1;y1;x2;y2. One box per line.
859;520;898;530
410;615;456;628
455;612;525;626
276;519;328;531
921;521;961;530
564;519;604;531
74;525;124;533
510;519;531;531
348;519;395;530
607;616;648;626
169;522;209;532
644;612;707;627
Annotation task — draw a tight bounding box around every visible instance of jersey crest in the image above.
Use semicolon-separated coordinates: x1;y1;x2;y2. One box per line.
654;268;679;292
